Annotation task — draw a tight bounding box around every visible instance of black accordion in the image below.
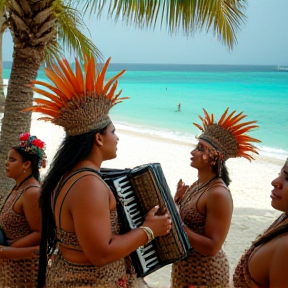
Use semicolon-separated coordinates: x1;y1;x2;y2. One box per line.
100;163;192;277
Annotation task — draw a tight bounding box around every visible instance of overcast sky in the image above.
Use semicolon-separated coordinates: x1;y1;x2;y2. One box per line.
2;0;288;65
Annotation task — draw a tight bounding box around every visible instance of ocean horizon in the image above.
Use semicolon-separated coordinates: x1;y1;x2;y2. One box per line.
2;62;288;160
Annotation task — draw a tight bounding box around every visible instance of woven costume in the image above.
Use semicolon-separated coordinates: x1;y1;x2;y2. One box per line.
233;213;288;287
0;133;45;288
171;108;260;287
171;178;230;287
44;168;145;288
0;185;40;287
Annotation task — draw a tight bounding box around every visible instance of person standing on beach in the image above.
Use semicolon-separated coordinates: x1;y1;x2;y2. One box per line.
171;108;261;288
0;132;46;287
233;158;288;288
26;55;172;288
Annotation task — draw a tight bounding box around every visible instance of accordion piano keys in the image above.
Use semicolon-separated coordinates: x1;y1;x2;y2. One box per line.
115;176;144;228
114;175;162;274
136;245;159;273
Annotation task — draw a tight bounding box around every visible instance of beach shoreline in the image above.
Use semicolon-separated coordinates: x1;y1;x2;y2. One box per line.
0;114;282;287
115;125;285;165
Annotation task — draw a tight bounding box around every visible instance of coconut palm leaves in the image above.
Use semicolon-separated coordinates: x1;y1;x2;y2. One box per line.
77;0;247;49
52;0;102;64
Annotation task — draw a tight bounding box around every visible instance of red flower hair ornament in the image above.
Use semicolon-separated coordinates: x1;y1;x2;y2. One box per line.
17;132;47;168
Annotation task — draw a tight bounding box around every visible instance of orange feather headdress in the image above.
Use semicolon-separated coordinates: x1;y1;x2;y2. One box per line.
25;56;128;136
193;108;261;161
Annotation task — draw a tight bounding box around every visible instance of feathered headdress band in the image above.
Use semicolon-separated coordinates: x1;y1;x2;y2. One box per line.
25;56;128;136
193;108;261;161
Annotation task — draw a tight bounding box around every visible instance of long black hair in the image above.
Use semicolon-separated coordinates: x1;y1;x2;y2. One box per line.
14;147;41;180
212;161;231;187
37;126;107;288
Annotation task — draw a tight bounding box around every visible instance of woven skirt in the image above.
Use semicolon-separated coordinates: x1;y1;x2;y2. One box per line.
0;258;39;288
171;249;230;288
46;252;147;288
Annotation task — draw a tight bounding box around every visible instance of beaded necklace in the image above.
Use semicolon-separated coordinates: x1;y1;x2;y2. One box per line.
180;176;219;209
13;174;33;191
0;174;34;216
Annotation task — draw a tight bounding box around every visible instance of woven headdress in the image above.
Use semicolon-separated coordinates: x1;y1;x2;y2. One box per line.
193;108;261;162
25;56;128;136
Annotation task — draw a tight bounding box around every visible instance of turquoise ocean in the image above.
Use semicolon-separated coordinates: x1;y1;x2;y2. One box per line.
2;62;288;160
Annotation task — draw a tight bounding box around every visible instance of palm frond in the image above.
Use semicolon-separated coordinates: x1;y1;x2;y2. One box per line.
51;0;103;62
43;41;63;68
0;0;9;33
0;0;7;14
75;0;247;49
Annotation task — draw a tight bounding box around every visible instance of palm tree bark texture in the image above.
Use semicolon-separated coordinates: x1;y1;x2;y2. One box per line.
0;12;7;111
0;0;55;203
0;47;44;202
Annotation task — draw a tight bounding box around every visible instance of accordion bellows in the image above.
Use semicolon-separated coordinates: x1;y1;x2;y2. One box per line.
101;163;192;277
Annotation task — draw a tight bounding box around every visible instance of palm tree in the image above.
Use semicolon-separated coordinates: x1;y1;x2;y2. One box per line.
0;0;101;201
0;11;8;111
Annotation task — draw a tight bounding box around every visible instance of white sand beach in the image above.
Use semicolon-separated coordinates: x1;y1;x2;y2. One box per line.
31;115;284;288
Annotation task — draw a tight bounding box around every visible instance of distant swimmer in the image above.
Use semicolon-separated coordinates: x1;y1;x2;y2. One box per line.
177;102;181;112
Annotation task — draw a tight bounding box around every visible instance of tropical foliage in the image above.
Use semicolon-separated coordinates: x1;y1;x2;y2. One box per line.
79;0;247;49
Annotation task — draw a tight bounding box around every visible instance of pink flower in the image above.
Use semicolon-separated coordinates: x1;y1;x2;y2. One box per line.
20;132;30;141
32;138;45;149
118;277;128;288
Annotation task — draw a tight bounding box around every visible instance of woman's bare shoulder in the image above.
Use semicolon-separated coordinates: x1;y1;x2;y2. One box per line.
206;181;232;210
22;184;41;199
75;172;109;188
67;173;111;201
270;233;288;278
209;181;231;199
273;233;288;252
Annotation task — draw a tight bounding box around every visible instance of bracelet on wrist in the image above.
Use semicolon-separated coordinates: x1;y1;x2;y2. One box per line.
139;226;155;248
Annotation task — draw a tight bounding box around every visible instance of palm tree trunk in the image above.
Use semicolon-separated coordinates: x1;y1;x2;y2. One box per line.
0;14;5;112
0;32;4;112
0;47;44;204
